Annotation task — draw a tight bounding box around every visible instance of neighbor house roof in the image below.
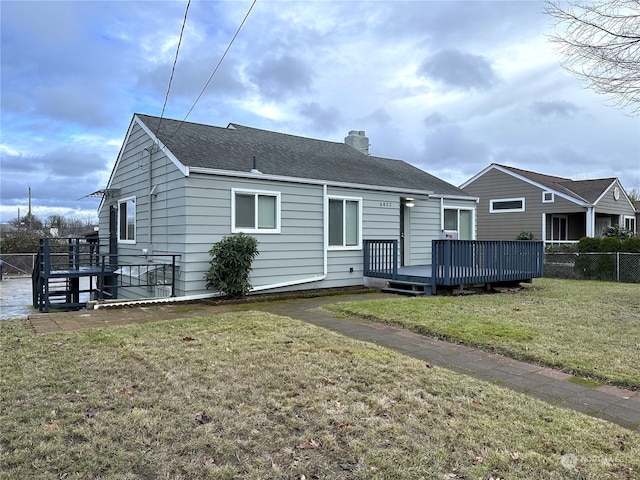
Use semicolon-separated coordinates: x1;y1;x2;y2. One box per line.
135;114;468;197
462;163;619;205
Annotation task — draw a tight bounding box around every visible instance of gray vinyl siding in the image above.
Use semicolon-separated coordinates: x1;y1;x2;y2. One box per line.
463;169;587;240
595;182;636;218
98;123;189;299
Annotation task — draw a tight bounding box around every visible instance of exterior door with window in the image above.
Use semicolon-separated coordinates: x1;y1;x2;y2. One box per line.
551;215;568;241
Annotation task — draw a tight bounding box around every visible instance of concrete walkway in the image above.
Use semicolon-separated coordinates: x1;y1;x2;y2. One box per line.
28;292;640;432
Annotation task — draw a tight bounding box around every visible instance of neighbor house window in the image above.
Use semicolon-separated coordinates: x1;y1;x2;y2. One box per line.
542;191;554;203
624;216;636;233
490;197;525;213
328;197;361;249
443;207;473;240
118;197;136;243
232;189;280;233
551;215;568;241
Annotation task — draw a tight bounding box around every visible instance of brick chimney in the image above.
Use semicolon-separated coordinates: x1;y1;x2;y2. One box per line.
345;130;369;155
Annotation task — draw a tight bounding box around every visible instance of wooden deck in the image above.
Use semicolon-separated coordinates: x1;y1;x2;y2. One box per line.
364;239;544;295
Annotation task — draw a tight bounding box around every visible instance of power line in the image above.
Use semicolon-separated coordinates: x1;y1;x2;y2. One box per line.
166;0;257;142
155;0;192;138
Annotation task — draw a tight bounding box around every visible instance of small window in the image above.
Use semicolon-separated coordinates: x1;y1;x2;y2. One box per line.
624;216;636;233
490;197;525;213
118;197;136;243
328;197;361;249
542;191;554;203
443;207;473;240
232;189;280;233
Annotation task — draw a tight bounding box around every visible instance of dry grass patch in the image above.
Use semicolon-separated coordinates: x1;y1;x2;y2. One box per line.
1;311;639;479
325;278;640;390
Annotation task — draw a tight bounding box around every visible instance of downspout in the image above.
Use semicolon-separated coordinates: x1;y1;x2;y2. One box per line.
146;146;155;257
249;184;328;292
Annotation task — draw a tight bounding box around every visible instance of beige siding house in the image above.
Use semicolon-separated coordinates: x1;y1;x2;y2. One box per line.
460;164;637;244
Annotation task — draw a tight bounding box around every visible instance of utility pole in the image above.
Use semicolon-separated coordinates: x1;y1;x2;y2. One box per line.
28;186;32;230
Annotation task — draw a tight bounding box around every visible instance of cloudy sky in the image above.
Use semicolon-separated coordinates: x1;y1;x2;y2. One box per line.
1;0;639;224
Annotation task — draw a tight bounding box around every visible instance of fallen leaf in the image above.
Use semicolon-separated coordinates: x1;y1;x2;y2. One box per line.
321;377;335;385
510;451;520;461
85;406;98;418
297;439;320;450
43;422;58;432
370;466;380;472
425;362;433;368
202;456;215;466
195;411;211;425
59;474;69;480
182;336;195;341
475;456;484;464
115;387;134;396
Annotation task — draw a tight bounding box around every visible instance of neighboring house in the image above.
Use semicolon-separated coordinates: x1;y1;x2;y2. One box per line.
460;163;637;244
96;114;477;299
635;201;640;235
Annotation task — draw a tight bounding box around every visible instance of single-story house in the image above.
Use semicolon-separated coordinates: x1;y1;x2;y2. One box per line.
460;163;637;244
97;114;477;299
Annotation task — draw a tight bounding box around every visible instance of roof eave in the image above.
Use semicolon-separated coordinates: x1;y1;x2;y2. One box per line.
188;166;436;196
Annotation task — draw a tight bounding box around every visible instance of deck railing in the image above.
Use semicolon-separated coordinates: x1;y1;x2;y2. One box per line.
432;240;544;286
33;237;180;312
364;239;544;292
363;239;398;279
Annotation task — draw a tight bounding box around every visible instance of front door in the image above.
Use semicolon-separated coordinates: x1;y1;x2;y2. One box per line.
400;198;412;266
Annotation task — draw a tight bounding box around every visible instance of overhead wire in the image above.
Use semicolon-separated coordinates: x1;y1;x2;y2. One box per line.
155;0;192;139
164;0;257;143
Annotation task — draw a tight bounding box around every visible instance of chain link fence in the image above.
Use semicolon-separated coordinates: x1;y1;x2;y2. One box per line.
545;252;640;283
0;253;37;276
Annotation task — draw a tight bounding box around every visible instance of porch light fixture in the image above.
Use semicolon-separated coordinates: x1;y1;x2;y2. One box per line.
404;198;415;208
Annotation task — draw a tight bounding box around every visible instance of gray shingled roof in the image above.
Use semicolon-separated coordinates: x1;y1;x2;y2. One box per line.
497;164;616;204
136;114;467;196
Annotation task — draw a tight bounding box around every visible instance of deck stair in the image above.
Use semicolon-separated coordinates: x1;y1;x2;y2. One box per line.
382;279;431;296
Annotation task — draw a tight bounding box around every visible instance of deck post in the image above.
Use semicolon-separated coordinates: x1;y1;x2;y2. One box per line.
171;255;177;297
392;240;398;280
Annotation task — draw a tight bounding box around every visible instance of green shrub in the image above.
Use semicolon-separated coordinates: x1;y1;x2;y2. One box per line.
577;237;600;253
599;236;621;252
602;224;635;240
621;236;640;253
204;233;259;299
516;231;535;240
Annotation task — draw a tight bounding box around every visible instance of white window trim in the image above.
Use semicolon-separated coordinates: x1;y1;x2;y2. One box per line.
624;215;636;232
441;205;476;240
231;188;281;234
542;191;555;203
327;195;363;250
490;197;525;213
117;196;136;244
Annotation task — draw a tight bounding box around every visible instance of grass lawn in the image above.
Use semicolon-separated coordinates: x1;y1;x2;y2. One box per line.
325;278;640;390
1;310;639;479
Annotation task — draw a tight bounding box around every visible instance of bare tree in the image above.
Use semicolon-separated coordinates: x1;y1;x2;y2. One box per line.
545;0;640;115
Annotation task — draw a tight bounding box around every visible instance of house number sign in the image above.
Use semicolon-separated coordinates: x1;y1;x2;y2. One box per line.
379;202;393;207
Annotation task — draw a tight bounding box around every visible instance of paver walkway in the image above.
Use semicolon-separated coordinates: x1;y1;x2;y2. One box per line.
28;292;640;432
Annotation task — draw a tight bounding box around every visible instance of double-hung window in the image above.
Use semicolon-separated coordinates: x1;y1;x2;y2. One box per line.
328;197;361;249
232;189;280;233
118;197;136;243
